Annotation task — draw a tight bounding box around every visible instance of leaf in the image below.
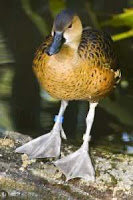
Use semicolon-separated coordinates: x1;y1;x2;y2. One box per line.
112;29;133;41
49;0;66;17
101;8;133;28
21;0;49;36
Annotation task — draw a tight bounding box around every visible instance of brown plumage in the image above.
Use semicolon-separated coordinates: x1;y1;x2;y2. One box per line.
16;9;121;182
33;26;121;103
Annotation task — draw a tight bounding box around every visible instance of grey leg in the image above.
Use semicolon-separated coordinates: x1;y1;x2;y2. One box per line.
54;102;98;181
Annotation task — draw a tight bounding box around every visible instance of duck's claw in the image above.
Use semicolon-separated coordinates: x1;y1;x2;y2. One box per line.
15;131;61;159
53;146;95;181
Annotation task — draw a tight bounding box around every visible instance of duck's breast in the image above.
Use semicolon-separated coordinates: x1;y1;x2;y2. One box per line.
36;52;115;101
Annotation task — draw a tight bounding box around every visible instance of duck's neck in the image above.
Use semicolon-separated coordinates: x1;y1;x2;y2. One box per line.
54;36;82;61
54;43;79;62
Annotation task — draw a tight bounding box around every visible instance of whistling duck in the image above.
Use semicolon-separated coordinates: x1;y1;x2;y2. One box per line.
16;9;121;181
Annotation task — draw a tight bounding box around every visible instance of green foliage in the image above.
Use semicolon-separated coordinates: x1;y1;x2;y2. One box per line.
21;0;49;36
0;68;13;129
49;0;66;17
112;29;133;41
21;0;66;36
101;9;133;41
0;32;14;64
102;9;133;27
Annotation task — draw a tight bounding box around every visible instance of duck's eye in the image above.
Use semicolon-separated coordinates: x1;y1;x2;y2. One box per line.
68;24;72;28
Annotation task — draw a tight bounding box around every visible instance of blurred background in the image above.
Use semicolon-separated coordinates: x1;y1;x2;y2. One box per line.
0;0;133;154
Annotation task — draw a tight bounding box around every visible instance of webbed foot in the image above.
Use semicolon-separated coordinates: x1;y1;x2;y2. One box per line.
15;100;68;159
53;145;95;181
15;130;62;159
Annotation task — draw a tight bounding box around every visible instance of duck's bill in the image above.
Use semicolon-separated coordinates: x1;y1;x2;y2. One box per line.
45;32;65;56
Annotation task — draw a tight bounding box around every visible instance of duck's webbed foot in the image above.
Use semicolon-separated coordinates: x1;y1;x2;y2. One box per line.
15;129;64;159
15;100;68;159
54;102;98;181
54;144;95;181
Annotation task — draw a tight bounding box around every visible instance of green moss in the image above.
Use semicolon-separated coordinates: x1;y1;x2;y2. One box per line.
111;162;117;169
0;177;36;192
110;174;118;185
95;169;101;177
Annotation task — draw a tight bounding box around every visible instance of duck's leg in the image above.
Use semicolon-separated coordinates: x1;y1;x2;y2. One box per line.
54;102;98;181
15;100;68;159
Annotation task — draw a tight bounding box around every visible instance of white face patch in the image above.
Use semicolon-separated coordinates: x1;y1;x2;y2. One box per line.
63;30;81;50
63;32;71;44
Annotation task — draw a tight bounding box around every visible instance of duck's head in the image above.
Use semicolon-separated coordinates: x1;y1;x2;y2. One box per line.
46;9;83;56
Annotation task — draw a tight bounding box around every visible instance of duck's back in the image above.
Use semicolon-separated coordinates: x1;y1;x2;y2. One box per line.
33;28;121;102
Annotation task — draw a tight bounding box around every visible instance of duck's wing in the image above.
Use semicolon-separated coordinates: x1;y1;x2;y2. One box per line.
33;35;53;69
78;28;118;69
78;27;121;83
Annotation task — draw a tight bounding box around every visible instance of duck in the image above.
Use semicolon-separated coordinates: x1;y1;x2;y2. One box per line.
16;9;121;181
